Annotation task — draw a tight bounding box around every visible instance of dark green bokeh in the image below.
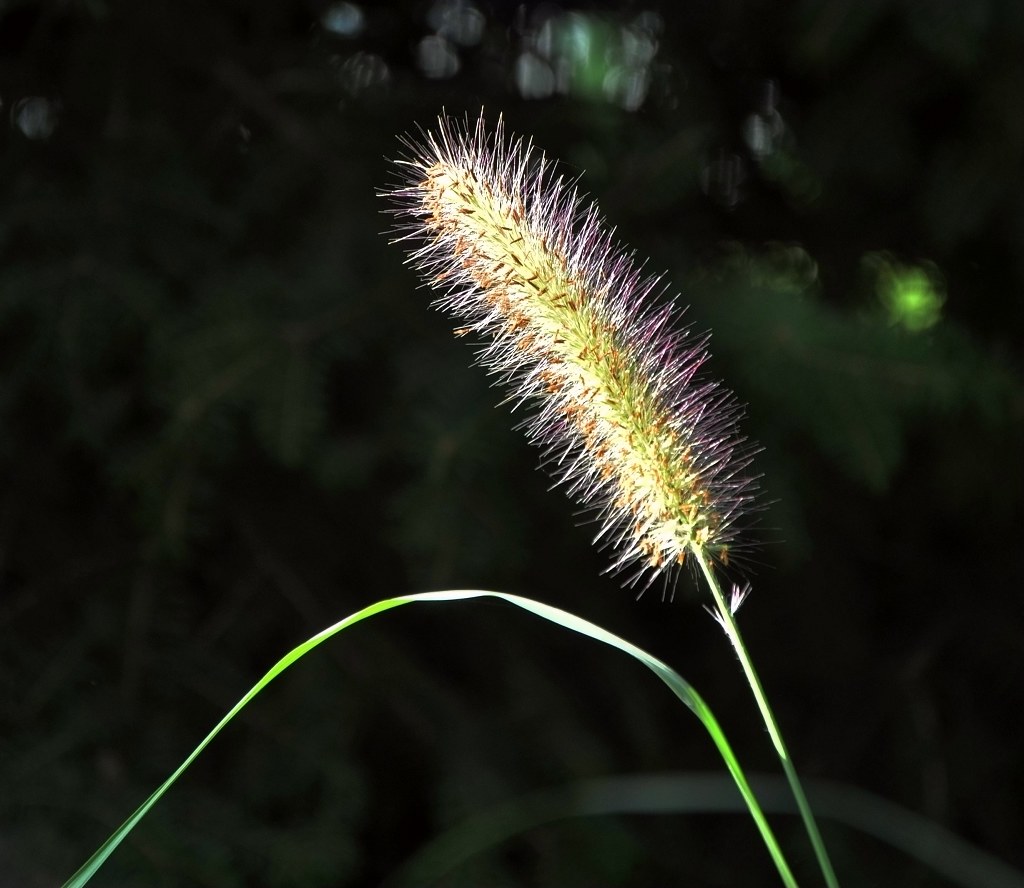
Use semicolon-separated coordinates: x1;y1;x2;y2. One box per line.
2;1;1022;885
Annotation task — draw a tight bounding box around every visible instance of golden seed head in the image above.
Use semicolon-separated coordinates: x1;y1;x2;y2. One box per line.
384;112;758;591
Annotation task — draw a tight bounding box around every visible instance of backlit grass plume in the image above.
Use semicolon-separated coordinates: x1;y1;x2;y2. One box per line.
384;113;840;887
384;112;757;590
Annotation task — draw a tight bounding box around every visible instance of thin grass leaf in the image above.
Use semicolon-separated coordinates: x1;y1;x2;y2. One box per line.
64;590;795;888
390;772;1024;888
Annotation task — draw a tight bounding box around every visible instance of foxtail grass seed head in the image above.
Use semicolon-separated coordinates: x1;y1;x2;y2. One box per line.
383;112;758;592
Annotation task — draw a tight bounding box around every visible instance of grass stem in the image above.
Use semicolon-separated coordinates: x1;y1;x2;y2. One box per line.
692;546;840;888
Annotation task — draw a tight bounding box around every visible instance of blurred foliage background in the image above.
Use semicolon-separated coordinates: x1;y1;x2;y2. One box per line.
2;0;1023;886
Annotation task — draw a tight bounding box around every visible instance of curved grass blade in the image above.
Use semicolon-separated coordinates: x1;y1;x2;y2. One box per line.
391;772;1024;888
63;590;796;888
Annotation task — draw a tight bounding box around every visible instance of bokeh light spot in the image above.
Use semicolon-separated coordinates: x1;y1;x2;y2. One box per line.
417;35;460;78
322;2;365;37
867;254;946;331
427;0;484;47
12;96;58;140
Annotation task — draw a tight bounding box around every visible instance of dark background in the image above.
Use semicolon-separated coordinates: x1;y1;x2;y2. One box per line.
3;1;1023;886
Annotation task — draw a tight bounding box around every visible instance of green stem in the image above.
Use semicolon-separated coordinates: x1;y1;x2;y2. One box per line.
692;545;840;888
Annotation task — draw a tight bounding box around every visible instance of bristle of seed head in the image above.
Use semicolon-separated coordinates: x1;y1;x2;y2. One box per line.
382;111;759;594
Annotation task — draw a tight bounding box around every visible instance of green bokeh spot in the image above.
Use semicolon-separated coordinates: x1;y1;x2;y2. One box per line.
556;13;616;98
868;254;946;332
